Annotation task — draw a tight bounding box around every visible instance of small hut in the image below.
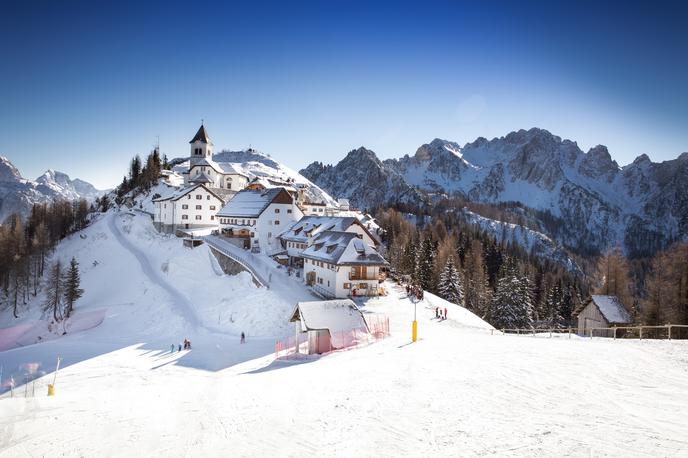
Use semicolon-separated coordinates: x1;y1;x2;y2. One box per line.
575;295;632;335
289;299;369;354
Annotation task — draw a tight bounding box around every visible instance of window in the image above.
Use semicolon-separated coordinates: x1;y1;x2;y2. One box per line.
195;215;202;220
211;216;215;221
207;195;210;200
343;283;351;289
187;195;191;199
182;215;188;220
287;209;292;214
164;204;167;209
275;220;280;225
182;204;188;209
196;195;202;200
275;208;280;213
210;206;216;210
196;205;202;210
268;232;272;239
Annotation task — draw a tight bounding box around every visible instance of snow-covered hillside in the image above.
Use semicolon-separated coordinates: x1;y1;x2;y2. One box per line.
1;253;687;456
301;129;688;257
172;148;338;207
0;157;105;222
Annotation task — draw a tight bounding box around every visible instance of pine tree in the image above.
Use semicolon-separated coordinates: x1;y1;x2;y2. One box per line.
43;260;63;322
401;237;418;276
62;257;83;319
416;237;437;291
490;257;533;329
542;283;565;328
438;257;463;305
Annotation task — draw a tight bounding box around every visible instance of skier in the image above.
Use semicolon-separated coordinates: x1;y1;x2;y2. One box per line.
170;344;175;354
444;308;448;320
241;332;246;344
435;307;439;319
178;343;182;352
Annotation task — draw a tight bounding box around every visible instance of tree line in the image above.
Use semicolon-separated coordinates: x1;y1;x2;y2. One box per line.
377;209;585;330
0;200;87;320
115;147;167;201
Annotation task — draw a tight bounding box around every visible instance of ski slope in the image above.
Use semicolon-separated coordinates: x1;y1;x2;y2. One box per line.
1;212;687;457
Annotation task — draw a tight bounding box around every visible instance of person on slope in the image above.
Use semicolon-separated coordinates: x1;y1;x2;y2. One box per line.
170;344;175;354
444;308;448;321
178;343;182;352
240;332;246;344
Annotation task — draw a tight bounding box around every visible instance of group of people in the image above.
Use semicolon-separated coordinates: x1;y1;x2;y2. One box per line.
170;339;192;354
435;307;448;320
405;284;424;302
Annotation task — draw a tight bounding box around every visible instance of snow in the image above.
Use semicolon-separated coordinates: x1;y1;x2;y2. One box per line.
1;212;687;456
591;295;632;324
216;188;283;218
292;300;368;333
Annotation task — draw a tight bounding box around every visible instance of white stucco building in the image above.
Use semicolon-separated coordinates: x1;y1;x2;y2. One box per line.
216;187;303;254
278;216;378;268
152;184;224;233
302;231;387;299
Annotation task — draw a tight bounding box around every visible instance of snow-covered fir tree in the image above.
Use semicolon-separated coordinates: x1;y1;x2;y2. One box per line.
438;256;463;305
489;257;533;329
416;237;436;291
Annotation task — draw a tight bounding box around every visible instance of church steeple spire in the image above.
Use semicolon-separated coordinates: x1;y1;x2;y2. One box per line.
189;124;211;144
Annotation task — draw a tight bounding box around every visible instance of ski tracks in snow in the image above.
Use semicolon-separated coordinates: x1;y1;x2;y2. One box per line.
107;213;203;331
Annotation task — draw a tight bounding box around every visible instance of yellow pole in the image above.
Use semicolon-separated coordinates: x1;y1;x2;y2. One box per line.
412;298;418;342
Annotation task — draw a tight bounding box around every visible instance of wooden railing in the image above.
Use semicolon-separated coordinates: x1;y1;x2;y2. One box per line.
491;324;688;340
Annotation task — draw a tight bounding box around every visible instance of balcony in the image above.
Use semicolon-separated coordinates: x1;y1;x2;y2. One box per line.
349;272;384;281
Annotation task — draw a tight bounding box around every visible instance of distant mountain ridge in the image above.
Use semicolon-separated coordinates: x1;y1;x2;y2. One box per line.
0;156;104;223
300;128;688;258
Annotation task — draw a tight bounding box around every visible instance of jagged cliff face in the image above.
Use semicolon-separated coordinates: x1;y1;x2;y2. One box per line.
0;157;103;223
300;147;426;210
301;129;688;257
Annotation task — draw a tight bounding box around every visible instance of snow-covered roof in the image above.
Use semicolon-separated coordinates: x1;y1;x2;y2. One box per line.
217;187;292;218
290;299;369;333
278;216;359;243
301;231;387;266
189;157;223;173
152;184;223;203
590;295;632;324
217;162;250;178
189;171;214;184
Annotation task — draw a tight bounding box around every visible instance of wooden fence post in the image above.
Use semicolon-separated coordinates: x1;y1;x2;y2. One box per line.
589;329;593;339
668;325;672;340
613;327;617;340
549;328;552;338
639;326;643;340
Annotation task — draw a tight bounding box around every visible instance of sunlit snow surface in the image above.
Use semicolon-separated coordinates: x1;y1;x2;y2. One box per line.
1;212;687;457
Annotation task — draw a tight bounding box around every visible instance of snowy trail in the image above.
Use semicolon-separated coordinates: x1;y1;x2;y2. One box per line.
107;213;202;330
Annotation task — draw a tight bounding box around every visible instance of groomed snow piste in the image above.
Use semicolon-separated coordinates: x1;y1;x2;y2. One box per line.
1;212;687;457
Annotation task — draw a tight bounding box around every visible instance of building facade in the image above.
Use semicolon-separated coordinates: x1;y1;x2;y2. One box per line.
153;184;224;233
302;231;387;298
217;187;303;254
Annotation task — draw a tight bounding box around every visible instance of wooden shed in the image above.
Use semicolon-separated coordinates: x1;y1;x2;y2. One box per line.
289;299;369;354
575;295;632;335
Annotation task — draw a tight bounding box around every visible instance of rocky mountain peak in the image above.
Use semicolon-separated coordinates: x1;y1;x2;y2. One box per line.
0;156;24;183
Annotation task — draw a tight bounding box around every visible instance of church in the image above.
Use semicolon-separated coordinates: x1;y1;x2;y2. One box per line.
182;124;250;200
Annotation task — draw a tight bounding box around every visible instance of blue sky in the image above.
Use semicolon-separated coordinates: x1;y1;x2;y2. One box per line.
1;0;687;188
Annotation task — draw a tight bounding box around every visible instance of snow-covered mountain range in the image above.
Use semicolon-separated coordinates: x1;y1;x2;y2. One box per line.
0;156;104;222
301;128;688;257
